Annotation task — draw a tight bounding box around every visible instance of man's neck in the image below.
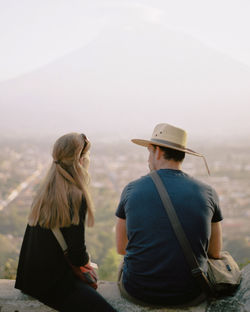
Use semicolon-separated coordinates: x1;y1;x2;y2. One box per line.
155;159;182;171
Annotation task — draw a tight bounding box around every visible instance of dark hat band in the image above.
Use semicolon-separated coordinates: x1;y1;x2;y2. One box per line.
150;138;186;150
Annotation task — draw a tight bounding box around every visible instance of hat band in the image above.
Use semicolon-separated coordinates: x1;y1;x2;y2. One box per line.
150;138;186;150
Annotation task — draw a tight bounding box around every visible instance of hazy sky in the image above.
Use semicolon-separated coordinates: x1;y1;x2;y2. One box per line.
1;0;250;82
1;0;250;142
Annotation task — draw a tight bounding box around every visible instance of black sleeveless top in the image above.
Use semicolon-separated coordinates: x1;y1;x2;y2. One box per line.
15;199;89;304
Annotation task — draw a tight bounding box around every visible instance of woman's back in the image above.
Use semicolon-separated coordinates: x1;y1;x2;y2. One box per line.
15;133;116;311
15;200;88;303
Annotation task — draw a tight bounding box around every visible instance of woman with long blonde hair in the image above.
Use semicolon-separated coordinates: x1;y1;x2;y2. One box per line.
15;133;116;312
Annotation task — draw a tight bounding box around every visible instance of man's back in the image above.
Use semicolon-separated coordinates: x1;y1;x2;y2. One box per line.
116;169;222;305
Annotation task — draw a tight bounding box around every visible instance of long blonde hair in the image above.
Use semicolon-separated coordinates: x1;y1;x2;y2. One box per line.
28;133;94;228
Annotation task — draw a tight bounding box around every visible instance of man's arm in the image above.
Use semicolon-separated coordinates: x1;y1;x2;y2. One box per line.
115;217;128;255
208;222;222;259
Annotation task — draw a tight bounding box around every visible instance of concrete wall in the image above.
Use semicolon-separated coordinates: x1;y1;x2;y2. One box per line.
0;264;249;312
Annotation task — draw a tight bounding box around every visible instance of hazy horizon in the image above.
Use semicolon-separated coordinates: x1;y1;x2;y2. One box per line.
1;0;250;142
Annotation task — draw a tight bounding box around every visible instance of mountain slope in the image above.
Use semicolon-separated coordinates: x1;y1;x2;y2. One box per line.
1;23;250;139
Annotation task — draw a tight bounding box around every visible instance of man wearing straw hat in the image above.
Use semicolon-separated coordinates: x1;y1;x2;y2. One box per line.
115;123;223;307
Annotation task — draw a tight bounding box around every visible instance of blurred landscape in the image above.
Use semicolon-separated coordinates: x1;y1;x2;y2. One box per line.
0;136;250;280
1;0;250;285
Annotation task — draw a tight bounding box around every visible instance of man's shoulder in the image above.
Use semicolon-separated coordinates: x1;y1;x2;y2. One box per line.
118;174;152;206
122;173;152;194
127;173;152;187
184;173;217;196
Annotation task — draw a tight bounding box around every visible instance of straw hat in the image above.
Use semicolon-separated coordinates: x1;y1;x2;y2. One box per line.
131;123;210;175
131;123;203;156
132;123;210;174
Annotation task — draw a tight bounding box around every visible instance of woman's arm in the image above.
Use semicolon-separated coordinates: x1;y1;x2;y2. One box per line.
115;217;128;255
208;221;222;259
61;200;89;266
61;221;89;266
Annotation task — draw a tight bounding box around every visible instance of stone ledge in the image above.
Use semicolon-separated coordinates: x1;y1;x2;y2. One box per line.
0;264;249;312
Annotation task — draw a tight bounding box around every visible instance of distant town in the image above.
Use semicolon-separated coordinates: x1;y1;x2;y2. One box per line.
0;137;250;279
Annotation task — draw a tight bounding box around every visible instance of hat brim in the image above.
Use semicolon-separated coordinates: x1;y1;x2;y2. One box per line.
131;139;203;157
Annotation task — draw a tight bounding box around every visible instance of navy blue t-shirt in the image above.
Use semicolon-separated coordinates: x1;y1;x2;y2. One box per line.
116;169;223;305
